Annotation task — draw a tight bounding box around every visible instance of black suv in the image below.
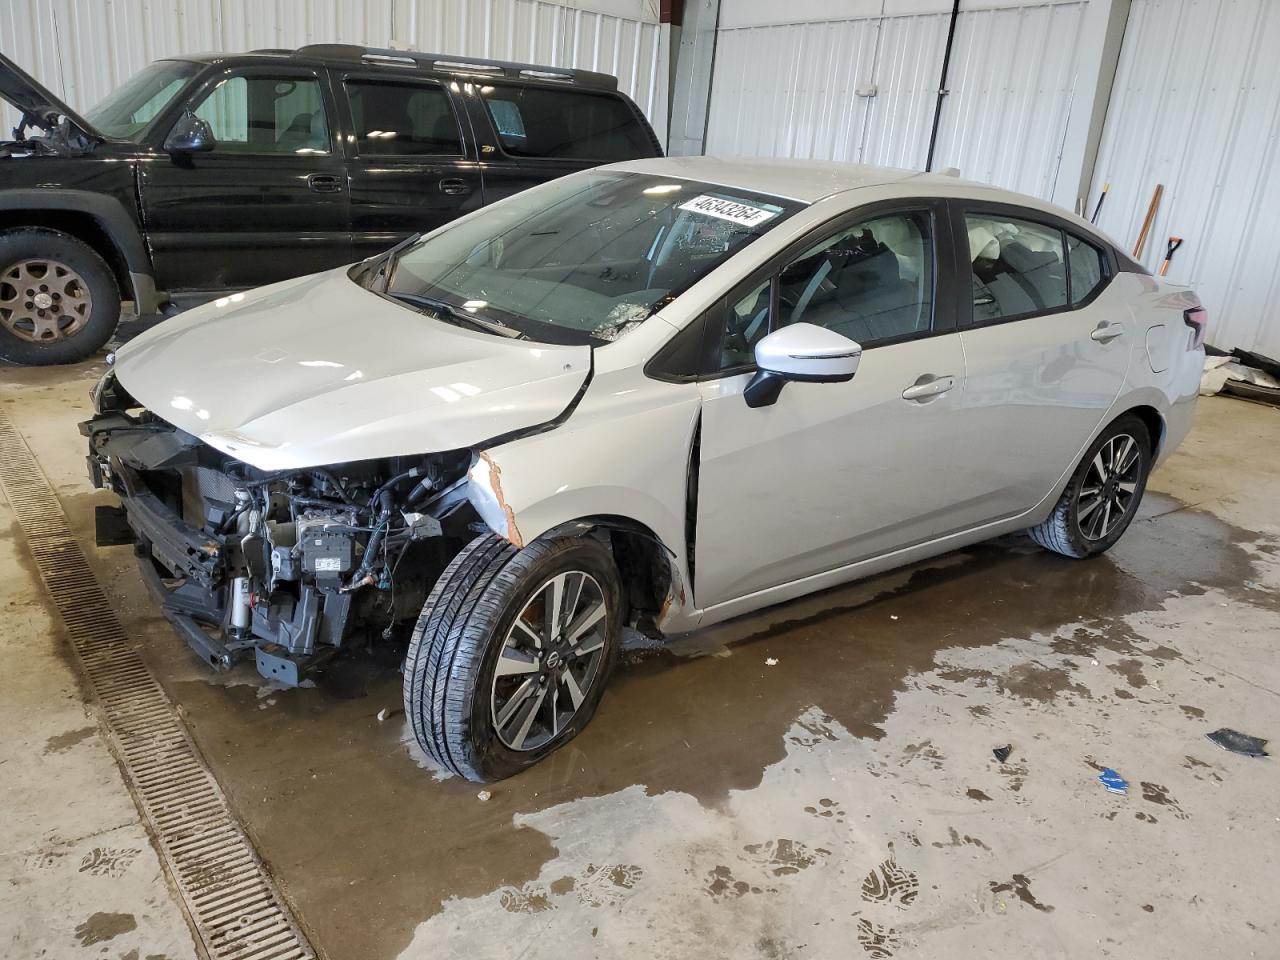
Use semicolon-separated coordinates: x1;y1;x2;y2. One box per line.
0;45;662;364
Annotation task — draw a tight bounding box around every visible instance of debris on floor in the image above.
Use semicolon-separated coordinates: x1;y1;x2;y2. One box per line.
476;790;492;802
1098;768;1129;795
992;744;1013;763
1201;349;1280;405
765;657;778;666
1206;728;1269;757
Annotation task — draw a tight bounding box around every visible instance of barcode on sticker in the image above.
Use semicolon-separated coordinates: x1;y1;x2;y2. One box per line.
678;195;776;227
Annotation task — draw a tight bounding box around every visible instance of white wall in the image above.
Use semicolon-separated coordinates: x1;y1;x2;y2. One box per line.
705;0;1088;200
1090;0;1280;355
0;0;668;138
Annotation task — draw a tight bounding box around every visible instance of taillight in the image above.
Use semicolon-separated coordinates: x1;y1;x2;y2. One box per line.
1184;306;1208;350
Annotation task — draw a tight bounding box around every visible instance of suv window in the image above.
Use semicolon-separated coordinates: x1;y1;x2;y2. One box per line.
967;214;1067;322
480;84;652;161
345;80;462;156
778;211;934;345
1067;232;1107;305
190;74;330;154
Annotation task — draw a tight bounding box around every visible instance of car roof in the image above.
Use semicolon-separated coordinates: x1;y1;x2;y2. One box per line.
603;156;945;203
161;44;619;91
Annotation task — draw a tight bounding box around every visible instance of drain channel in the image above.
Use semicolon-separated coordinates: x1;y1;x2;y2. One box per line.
0;412;315;960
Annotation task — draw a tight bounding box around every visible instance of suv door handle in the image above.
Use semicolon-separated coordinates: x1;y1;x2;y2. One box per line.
1091;321;1125;343
307;174;343;193
439;178;471;195
901;374;956;402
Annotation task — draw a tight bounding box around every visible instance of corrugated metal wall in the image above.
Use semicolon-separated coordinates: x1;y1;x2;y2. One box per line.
1091;0;1280;355
704;0;1087;200
0;0;667;138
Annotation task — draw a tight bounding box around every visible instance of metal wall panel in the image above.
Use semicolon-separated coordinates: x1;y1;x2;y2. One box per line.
1090;0;1280;355
0;0;666;137
705;0;1086;199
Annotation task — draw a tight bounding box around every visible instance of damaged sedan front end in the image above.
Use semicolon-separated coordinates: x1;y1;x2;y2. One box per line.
85;371;480;684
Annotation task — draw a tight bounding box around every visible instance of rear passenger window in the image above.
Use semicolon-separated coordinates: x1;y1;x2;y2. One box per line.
1067;233;1107;305
345;80;462;156
778;211;934;346
480;85;652;161
966;215;1067;322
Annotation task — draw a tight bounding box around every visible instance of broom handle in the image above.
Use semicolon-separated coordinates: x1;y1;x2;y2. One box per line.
1133;184;1163;259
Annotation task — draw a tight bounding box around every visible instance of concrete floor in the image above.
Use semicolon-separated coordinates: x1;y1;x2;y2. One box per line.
2;354;1278;960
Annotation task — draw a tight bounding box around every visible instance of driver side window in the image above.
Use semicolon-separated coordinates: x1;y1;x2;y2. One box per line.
778;211;934;345
189;74;331;154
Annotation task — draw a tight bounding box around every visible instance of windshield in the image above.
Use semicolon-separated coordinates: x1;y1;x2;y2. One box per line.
382;171;802;345
84;60;198;140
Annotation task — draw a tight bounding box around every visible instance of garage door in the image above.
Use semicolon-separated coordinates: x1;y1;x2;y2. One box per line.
1089;0;1280;356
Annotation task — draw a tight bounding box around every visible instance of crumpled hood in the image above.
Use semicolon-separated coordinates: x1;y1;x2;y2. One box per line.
111;268;591;470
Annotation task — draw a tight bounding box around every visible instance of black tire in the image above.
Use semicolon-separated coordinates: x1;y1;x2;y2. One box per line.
1027;414;1152;558
0;228;121;365
403;533;623;782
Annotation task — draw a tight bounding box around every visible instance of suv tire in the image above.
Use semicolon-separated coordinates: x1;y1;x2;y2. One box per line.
1027;413;1153;558
404;532;623;782
0;228;121;365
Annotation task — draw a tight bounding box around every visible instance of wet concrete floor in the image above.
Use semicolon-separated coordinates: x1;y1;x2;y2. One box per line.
2;354;1278;959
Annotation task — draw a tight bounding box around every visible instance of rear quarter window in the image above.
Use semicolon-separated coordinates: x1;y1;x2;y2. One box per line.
480;84;654;161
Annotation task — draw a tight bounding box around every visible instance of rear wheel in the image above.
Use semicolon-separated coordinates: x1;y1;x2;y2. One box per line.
403;533;622;782
0;229;120;365
1027;414;1152;558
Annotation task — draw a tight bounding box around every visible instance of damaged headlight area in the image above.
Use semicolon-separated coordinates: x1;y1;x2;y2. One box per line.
82;402;480;685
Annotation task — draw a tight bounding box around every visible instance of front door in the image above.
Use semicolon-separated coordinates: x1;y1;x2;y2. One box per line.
141;66;350;292
941;210;1134;535
694;205;967;608
337;74;483;261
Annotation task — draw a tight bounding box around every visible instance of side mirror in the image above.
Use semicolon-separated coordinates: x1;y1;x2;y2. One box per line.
164;112;216;153
744;322;862;408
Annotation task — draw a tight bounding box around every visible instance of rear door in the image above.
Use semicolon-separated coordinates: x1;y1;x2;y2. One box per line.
946;204;1133;534
140;65;350;292
337;73;484;260
464;81;660;204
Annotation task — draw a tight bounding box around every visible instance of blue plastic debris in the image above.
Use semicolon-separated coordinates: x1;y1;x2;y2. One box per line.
1098;768;1129;795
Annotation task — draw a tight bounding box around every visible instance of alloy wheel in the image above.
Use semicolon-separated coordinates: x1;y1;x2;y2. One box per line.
1077;433;1143;540
0;258;94;342
490;570;609;752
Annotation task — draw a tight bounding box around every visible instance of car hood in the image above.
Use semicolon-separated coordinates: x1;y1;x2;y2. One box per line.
111;269;592;470
0;51;101;143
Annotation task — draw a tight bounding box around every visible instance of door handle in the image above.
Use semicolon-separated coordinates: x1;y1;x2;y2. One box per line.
901;374;956;402
1091;321;1125;343
307;173;343;193
439;177;471;195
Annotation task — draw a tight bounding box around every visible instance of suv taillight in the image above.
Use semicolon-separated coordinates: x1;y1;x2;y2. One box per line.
1184;306;1208;350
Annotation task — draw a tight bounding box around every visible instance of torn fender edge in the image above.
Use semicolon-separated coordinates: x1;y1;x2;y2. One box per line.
467;451;524;548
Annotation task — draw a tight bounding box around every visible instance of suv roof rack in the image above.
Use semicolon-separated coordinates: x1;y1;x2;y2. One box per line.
294;44;618;91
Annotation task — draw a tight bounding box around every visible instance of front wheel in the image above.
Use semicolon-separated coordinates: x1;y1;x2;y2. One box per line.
0;228;121;365
1027;414;1153;558
403;533;623;782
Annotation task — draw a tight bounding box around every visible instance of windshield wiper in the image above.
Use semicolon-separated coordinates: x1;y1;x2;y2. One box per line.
389;292;527;340
370;232;422;293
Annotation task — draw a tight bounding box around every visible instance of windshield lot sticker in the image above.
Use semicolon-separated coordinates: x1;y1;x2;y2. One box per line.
678;195;777;227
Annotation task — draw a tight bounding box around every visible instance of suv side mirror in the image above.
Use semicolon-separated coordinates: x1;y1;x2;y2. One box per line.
164;112;216;153
744;322;862;408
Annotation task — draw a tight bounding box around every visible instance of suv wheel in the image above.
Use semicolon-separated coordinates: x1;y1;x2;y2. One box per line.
0;229;121;365
404;533;623;782
1027;414;1152;558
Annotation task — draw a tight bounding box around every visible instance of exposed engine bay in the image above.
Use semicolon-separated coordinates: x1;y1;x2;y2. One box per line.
83;371;481;684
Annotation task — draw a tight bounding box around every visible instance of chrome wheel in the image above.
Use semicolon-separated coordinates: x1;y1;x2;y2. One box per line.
1077;433;1142;540
0;258;94;342
490;570;609;752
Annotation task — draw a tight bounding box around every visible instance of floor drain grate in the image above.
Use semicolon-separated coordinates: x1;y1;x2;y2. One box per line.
0;412;315;960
